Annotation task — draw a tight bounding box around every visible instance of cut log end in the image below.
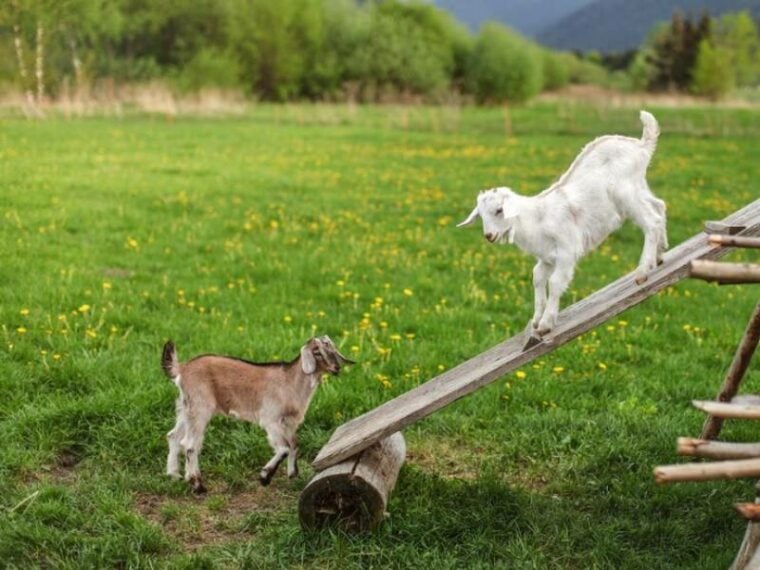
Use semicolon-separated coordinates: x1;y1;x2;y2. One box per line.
300;433;405;532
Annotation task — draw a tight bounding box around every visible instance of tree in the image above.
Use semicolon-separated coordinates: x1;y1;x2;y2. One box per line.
466;23;542;104
713;11;759;87
691;38;735;99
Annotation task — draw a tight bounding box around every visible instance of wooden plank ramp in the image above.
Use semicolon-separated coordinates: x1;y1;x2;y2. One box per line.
313;199;760;471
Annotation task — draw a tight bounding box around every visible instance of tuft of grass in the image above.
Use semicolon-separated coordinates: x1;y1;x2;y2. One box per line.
0;103;758;567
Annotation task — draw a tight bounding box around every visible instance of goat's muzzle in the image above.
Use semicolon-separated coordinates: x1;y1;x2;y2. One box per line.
484;233;497;243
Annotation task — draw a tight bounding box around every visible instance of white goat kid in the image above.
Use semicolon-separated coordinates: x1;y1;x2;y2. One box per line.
458;111;667;336
161;336;353;493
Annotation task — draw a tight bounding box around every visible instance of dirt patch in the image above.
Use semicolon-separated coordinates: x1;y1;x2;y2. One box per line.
134;481;297;550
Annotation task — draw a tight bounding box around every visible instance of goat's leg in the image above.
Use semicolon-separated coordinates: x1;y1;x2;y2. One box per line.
287;433;299;479
531;260;552;330
260;424;289;486
181;411;211;494
166;413;186;479
630;191;666;283
536;260;574;335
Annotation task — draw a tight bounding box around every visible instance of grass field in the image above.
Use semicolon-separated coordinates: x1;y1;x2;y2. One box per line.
1;102;759;568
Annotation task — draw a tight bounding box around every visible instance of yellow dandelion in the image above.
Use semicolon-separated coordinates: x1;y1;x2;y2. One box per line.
598;362;607;371
552;366;565;374
515;370;527;379
19;308;29;316
403;288;413;296
126;237;139;249
350;345;360;353
389;333;402;341
606;325;615;332
404;333;416;340
53;354;61;361
437;364;445;372
617;320;628;327
102;282;112;290
16;327;27;334
78;304;91;313
85;329;97;338
269;220;279;229
284;315;293;324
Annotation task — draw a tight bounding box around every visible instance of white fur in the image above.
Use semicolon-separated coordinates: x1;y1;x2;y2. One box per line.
458;111;668;335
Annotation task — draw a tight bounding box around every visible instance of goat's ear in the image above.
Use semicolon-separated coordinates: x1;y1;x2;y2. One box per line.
300;344;317;375
456;206;480;228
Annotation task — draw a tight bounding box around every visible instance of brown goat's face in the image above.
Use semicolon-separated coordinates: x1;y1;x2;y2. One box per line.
301;335;355;376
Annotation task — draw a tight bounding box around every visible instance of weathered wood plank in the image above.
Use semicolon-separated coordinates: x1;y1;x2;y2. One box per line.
690;260;760;284
313;199;760;471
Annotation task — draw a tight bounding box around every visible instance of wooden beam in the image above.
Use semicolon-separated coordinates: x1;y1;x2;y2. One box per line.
313;199;760;471
690;260;760;284
677;438;760;460
654;457;760;484
299;433;405;531
702;304;760;439
694;400;760;420
709;235;760;249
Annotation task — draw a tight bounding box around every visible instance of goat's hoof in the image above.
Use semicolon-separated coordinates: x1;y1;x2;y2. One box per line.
259;472;272;487
288;470;299;479
635;274;648;285
189;478;207;495
167;471;182;480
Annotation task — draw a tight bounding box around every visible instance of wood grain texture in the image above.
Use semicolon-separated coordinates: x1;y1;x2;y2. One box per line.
677;438;760;460
313;199;760;471
654;457;760;484
708;235;760;249
693;400;760;420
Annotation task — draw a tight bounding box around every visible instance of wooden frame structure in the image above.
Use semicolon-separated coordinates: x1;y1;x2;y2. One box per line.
654;233;760;570
298;199;760;531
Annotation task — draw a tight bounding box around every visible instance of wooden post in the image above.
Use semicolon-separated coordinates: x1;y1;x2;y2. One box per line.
299;433;405;532
701;303;760;440
689;260;760;284
732;483;760;570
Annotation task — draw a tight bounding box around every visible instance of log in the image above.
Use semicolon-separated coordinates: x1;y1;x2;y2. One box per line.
694;400;760;420
702;304;760;439
689;260;760;284
654;457;760;484
709;235;760;249
677;438;760;460
299;433;405;532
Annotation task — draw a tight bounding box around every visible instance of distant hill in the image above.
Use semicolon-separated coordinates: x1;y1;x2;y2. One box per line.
432;0;760;53
432;0;594;36
539;0;760;52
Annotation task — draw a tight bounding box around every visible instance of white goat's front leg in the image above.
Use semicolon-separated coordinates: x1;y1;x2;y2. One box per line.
531;260;552;329
260;423;289;486
536;259;575;335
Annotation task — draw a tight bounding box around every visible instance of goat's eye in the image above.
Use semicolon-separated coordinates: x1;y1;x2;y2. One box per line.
495;208;503;216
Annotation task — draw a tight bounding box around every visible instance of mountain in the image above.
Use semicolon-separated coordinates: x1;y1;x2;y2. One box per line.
539;0;760;52
432;0;760;53
431;0;595;36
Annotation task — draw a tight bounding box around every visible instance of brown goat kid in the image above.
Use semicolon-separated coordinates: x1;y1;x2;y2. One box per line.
161;336;353;493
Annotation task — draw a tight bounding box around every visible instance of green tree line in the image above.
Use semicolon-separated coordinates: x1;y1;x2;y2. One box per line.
0;0;604;104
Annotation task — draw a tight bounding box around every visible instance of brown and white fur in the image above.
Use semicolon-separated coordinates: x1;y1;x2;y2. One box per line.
161;336;353;493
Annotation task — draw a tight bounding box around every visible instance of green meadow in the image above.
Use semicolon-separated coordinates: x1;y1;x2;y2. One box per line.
1;103;759;568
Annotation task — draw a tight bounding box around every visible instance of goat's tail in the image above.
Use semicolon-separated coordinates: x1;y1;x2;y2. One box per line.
161;340;180;381
639;110;659;156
